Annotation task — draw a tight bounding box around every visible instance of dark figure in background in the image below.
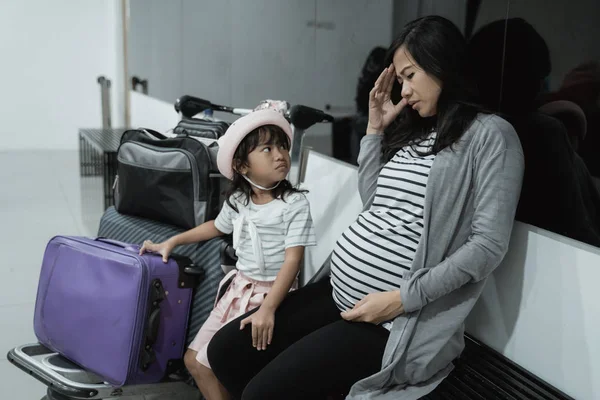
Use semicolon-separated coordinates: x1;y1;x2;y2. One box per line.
541;61;600;178
468;18;600;247
347;47;387;165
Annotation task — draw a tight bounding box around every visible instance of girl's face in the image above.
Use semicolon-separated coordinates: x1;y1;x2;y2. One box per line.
393;46;443;118
238;128;291;187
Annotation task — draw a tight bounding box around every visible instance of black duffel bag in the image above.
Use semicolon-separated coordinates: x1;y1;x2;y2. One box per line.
114;128;226;229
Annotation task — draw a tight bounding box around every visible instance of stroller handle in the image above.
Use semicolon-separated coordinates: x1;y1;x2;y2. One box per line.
175;95;252;117
174;95;333;127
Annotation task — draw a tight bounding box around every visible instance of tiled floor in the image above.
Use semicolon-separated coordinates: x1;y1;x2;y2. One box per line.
0;150;100;400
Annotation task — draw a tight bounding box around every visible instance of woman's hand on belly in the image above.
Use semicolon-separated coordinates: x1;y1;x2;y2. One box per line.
340;291;405;324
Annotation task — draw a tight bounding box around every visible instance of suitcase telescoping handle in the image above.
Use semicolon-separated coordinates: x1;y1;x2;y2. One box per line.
95;237;140;253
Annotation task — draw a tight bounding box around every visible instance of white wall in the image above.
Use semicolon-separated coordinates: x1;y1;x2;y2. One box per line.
300;151;363;285
127;0;393;159
466;223;600;400
0;0;124;151
393;0;468;38
129;91;179;134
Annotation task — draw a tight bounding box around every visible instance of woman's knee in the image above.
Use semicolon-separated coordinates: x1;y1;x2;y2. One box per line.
206;320;241;372
240;373;294;400
240;379;268;400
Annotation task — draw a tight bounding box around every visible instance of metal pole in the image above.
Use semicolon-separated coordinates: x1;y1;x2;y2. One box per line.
122;0;131;128
288;126;306;187
97;76;112;129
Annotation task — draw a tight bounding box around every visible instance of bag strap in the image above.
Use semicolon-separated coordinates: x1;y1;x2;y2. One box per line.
139;128;167;140
119;128;168;147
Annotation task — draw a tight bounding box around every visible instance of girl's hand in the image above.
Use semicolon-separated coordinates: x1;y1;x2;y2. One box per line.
240;306;275;351
139;239;175;263
367;64;408;134
340;291;404;324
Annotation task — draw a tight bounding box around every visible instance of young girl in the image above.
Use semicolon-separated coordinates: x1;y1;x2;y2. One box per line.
139;108;316;400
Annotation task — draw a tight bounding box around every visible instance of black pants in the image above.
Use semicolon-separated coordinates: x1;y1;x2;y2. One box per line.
207;278;390;400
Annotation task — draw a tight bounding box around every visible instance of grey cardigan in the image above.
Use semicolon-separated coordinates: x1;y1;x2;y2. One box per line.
344;114;525;399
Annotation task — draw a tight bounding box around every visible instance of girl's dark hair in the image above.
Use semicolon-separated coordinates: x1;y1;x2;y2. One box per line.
224;124;306;212
382;15;483;162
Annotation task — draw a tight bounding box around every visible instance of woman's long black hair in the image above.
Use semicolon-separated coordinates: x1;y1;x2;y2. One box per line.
381;15;483;162
224;124;305;212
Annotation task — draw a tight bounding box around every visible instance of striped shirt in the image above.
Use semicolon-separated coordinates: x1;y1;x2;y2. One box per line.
215;192;316;281
331;132;437;320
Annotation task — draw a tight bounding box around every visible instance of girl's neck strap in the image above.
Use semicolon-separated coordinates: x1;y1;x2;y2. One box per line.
242;174;281;191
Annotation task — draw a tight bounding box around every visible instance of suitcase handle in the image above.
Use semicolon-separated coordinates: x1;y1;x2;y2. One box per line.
95;237;141;253
97;238;202;288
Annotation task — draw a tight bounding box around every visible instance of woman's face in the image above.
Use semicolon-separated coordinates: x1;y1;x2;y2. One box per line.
392;46;442;117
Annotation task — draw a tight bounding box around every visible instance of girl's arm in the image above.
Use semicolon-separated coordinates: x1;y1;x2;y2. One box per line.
139;220;224;262
240;194;316;350
168;220;224;247
260;246;304;312
140;197;235;261
239;246;304;351
173;195;237;246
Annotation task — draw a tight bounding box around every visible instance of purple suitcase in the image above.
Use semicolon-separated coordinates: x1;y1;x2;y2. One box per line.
33;236;197;386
